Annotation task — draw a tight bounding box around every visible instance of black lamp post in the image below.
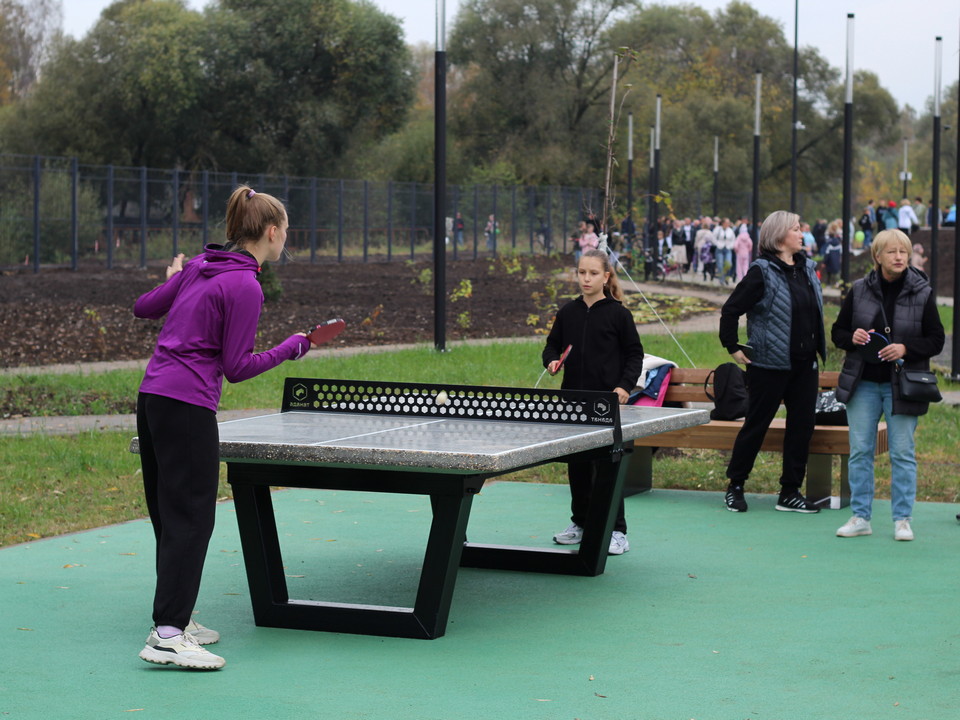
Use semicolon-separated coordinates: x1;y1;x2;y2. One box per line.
930;36;942;298
951;24;960;381
840;14;854;292
751;71;761;259
713;136;719;217
433;0;447;351
790;0;799;213
627;112;633;226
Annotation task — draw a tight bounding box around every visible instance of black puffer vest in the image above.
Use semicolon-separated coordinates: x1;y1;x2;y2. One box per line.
747;256;824;370
835;267;933;416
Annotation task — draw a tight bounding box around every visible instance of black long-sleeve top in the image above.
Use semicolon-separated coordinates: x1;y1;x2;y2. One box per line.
542;296;644;393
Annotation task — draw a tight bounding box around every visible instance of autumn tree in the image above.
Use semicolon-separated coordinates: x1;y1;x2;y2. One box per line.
448;0;637;186
0;0;62;103
0;1;206;165
194;0;415;176
0;0;415;177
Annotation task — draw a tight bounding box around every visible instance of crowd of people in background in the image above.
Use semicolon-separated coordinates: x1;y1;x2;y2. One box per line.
563;194;957;290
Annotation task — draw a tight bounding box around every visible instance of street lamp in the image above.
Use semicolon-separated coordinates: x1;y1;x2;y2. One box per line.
901;138;911;199
930;36;943;297
627;112;633;224
840;13;855;291
713;135;719;217
751;71;761;259
433;0;447;351
790;0;799;213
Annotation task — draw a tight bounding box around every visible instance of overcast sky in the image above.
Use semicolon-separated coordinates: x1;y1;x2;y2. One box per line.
64;0;959;113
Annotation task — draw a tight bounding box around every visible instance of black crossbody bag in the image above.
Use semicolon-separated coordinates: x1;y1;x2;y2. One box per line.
878;303;942;404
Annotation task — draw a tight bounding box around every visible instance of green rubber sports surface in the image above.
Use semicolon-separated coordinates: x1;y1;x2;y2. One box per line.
3;483;958;719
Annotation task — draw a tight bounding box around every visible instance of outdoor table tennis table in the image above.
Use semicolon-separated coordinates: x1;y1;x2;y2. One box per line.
136;378;707;639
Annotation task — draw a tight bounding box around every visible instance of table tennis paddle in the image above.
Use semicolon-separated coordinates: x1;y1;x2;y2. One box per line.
554;344;573;373
857;331;889;364
306;318;346;346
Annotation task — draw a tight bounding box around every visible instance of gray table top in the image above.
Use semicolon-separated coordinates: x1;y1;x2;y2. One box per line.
206;405;708;473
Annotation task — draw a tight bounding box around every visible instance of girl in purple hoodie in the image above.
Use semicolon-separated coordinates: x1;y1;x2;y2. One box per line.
135;186;313;670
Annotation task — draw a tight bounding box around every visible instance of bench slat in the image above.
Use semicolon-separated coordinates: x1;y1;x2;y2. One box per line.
632;418;888;455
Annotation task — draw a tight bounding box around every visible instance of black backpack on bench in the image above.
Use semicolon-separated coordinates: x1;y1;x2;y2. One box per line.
705;363;748;420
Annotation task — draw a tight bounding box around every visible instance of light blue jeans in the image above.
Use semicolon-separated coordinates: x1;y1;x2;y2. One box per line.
714;247;732;279
846;380;918;521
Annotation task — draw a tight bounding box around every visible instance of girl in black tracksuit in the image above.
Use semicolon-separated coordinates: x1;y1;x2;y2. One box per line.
542;249;644;554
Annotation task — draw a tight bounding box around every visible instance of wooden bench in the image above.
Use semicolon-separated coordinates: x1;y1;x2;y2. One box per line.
624;368;889;509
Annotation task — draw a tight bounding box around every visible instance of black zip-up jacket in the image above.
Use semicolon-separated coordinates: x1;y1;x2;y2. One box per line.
542;296;644;393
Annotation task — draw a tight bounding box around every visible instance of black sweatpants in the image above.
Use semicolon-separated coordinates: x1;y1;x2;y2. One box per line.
568;459;627;534
136;393;220;630
725;361;818;492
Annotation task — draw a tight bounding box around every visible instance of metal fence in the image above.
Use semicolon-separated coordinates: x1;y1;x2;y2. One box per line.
0;154;841;271
0;154;611;271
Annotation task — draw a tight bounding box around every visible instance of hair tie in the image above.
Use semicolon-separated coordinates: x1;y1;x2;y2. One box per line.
247;189;257;198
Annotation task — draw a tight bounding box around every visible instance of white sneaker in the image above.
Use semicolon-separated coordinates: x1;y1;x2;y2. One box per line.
836;516;872;537
185;619;220;645
608;531;630;555
139;627;226;670
894;519;914;541
553;523;584;545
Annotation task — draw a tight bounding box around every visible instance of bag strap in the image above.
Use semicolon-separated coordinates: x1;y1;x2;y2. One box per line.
877;300;892;336
704;370;716;402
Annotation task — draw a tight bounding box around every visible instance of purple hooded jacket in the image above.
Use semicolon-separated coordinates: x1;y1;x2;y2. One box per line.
135;245;310;412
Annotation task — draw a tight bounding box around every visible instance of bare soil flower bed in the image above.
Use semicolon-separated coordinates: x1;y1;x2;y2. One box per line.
0;255;578;369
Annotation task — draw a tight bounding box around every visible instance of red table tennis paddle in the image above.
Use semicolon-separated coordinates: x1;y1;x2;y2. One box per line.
306;318;346;346
552;344;573;374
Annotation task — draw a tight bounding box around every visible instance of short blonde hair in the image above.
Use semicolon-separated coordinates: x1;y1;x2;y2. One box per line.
758;210;800;255
871;229;912;264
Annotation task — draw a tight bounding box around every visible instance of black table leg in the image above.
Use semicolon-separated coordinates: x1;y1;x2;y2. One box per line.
227;463;479;639
230;480;290;617
460;452;627;576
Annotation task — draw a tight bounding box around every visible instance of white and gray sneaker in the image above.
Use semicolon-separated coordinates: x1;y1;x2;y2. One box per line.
608;531;630;555
553;523;584;545
185;619;220;645
836;516;872;537
894;519;914;541
139;628;226;670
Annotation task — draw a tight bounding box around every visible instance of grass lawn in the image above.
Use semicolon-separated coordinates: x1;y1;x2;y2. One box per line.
2;333;959;547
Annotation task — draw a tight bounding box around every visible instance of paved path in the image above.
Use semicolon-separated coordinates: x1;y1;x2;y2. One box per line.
3;279;958;436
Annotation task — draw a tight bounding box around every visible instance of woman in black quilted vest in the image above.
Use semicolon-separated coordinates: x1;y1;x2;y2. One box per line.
831;229;944;541
718;210;826;514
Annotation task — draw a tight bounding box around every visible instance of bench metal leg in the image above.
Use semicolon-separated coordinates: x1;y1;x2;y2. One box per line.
836;456;850;509
622;442;653;497
806;454;850;510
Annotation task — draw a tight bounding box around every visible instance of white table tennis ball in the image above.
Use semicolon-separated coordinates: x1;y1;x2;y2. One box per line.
436;391;449;405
